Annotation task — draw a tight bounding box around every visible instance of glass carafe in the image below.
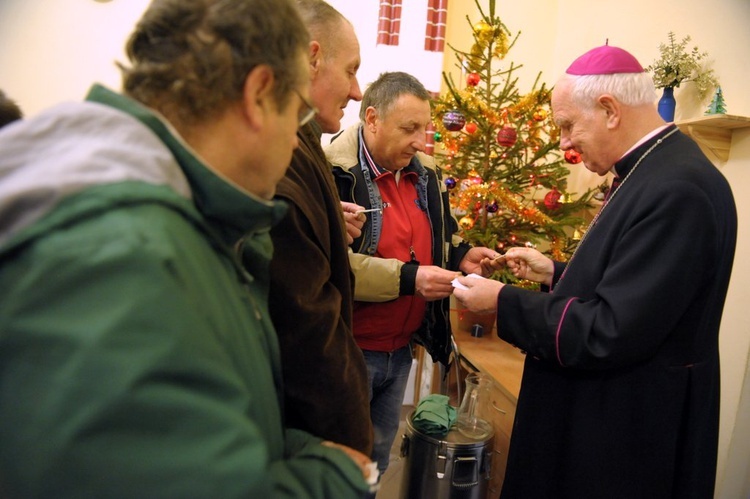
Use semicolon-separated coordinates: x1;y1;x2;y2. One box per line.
455;372;493;439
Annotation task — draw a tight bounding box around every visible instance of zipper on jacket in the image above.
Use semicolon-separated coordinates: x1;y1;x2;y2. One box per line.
233;238;263;320
409;246;420;265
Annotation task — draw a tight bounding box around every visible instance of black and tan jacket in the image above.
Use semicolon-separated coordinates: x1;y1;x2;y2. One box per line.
325;124;471;366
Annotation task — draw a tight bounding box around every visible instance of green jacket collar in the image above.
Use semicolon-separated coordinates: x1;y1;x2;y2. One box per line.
85;85;288;244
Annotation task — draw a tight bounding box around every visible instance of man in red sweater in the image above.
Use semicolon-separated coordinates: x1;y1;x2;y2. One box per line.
326;71;501;481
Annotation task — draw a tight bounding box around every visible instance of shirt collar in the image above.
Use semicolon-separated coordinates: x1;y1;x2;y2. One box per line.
612;124;671;177
357;125;419;180
358;126;390;179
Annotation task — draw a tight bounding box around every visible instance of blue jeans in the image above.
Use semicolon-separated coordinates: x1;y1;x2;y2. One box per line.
362;345;413;478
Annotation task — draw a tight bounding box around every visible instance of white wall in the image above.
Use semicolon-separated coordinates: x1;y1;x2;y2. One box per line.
0;0;446;135
1;0;748;497
719;128;750;498
0;0;151;115
324;0;445;142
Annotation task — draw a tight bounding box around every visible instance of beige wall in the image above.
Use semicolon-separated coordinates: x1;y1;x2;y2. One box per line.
0;0;151;115
444;1;750;497
1;0;748;497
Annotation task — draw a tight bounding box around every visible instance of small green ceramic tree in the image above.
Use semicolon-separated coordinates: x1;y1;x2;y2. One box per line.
705;87;727;115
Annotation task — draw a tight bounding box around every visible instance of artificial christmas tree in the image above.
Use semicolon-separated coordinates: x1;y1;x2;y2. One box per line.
432;0;598;284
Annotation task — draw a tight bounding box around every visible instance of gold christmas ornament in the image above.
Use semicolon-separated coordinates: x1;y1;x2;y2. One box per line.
533;109;548;121
459;216;476;230
472;21;494;43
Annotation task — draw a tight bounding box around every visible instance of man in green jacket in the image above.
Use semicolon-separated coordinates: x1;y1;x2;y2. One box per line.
0;0;372;497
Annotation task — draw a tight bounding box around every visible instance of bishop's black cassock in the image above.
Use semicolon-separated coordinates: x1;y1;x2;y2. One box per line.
496;125;737;499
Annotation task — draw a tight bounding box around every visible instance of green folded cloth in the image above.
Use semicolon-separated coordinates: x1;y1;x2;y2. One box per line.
411;394;457;436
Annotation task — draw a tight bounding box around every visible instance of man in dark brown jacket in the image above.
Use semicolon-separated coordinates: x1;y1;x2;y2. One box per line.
253;0;373;456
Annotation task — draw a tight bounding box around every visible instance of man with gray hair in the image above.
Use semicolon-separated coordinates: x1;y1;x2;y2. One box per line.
0;0;372;496
454;45;736;498
326;71;500;480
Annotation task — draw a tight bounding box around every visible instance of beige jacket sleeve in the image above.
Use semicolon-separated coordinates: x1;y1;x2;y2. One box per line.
348;249;403;302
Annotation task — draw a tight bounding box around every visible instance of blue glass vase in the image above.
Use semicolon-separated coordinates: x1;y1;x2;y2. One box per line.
658;86;676;122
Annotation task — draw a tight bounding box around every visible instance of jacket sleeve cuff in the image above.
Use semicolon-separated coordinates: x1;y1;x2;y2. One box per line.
543;261;566;292
399;262;419;295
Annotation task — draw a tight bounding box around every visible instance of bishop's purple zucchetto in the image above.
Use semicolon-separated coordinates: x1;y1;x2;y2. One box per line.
566;45;644;75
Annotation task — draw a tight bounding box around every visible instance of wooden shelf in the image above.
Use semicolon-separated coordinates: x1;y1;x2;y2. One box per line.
676;114;750;163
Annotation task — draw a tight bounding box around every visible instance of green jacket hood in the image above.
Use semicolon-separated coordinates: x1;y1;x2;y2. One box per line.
0;85;287;256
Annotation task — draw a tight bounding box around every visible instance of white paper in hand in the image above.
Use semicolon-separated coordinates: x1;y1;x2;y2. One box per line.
451;273;485;290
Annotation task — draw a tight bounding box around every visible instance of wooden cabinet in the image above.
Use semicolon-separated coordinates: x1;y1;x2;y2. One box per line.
449;316;525;498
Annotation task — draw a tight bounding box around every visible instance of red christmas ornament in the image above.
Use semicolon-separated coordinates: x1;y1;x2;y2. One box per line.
466;72;481;87
496;126;517;147
564;149;582;164
465;122;478;134
544;189;563;210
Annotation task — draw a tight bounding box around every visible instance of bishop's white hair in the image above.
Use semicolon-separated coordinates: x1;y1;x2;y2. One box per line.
564;72;657;110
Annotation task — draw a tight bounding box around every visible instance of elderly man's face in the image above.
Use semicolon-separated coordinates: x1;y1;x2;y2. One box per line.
551;77;617;176
310;21;362;134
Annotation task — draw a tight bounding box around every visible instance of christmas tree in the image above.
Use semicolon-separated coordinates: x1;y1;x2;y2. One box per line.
432;0;599;284
705;86;727;115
